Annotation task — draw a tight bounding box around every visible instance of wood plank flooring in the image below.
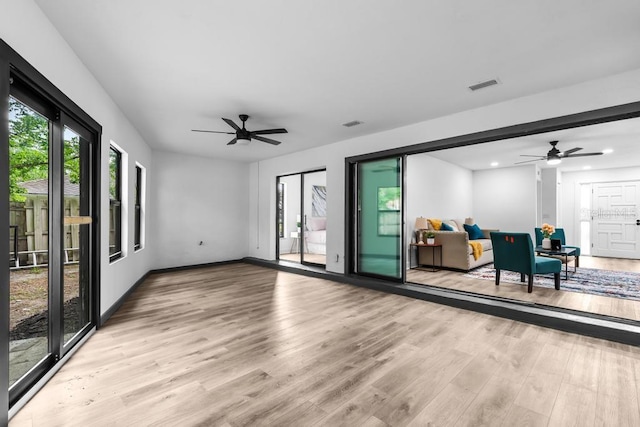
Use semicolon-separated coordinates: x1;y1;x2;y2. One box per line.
10;263;640;426
408;256;640;322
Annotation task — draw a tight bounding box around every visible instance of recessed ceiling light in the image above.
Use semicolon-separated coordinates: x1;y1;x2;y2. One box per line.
583;165;592;170
342;120;363;127
602;148;613;154
490;161;499;167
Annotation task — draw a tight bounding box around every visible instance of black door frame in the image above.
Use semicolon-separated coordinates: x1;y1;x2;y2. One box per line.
348;156;406;283
344;100;640;317
275;168;327;267
1;39;102;412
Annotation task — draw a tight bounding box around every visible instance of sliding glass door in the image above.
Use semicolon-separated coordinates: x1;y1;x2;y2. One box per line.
355;157;404;280
301;171;327;266
7;78;98;405
276;169;327;267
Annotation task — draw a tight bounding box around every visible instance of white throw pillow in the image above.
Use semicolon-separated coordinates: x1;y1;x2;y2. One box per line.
443;220;459;231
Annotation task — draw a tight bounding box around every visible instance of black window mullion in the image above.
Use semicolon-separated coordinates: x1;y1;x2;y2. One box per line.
49;112;63;357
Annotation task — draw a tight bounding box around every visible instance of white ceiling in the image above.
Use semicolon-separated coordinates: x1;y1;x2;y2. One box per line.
35;0;640;163
425;116;640;172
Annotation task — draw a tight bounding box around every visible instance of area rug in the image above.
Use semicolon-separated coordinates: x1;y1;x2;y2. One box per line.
464;265;640;301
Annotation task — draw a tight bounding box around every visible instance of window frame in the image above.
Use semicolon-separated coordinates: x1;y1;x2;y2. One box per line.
134;163;144;251
108;145;122;262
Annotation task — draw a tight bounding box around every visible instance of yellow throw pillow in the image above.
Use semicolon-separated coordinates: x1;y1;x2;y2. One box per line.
427;218;442;230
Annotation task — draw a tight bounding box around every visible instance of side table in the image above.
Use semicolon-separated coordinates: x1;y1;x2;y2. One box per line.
411;243;443;272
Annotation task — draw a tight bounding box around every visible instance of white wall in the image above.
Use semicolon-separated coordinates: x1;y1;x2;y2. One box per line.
406;153;473;236
541;168;560;225
1;0;154;316
249;67;640;274
472;165;538;235
151;151;249;269
560;166;640;243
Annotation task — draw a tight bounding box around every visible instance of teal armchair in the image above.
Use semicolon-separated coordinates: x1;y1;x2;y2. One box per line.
490;232;562;293
534;227;580;267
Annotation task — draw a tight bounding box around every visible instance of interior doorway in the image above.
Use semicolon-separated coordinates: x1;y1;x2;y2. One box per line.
276;169;327;267
590;180;640;259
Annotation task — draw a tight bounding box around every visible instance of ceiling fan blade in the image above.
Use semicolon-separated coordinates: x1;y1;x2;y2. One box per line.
253;135;281;145
564;152;603;158
514;158;544;164
222;118;241;131
250;128;288;135
519;154;546;157
192;129;235;134
227;138;238;145
561;147;582;156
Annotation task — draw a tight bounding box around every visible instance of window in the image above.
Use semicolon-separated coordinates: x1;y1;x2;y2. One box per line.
109;146;122;261
277;182;285;238
134;163;145;250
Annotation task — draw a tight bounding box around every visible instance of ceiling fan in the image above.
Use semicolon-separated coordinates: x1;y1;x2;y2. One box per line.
192;114;287;145
516;140;603;165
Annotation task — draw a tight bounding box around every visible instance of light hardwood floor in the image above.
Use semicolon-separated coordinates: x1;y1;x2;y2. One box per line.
10;263;640;426
408;256;640;322
279;253;327;265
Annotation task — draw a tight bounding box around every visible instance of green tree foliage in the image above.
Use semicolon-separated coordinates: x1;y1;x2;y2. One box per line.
9;97;80;202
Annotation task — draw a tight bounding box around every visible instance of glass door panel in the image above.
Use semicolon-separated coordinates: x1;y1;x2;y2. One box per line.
8;96;51;387
301;170;327;266
62;126;91;346
356;157;403;279
277;174;302;263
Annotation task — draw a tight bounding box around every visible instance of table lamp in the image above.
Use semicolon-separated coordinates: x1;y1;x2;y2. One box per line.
415;217;429;244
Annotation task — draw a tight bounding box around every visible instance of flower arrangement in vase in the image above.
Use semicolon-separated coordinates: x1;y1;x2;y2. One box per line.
541;223;555;249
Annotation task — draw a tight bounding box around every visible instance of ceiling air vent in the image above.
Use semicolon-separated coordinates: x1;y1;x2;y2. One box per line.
342;120;363;127
469;79;499;91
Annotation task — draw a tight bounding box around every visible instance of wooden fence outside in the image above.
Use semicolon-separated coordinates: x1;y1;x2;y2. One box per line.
9;195;80;268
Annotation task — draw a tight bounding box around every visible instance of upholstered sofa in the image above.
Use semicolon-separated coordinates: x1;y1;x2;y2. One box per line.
416;218;497;271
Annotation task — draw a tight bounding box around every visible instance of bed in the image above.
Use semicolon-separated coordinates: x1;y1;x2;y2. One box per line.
306;217;326;255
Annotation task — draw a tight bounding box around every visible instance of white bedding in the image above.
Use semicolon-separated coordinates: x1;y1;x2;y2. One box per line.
306;217;327;254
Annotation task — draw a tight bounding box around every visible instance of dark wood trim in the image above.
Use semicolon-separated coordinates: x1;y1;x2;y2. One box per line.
243;258;640;346
99;272;150;326
100;259;245;325
149;259;244;275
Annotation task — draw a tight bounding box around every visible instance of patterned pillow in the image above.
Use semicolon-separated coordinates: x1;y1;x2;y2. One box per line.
443;220;459;231
440;222;454;231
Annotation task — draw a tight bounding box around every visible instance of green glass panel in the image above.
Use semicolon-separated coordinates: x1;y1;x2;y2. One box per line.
357;158;402;279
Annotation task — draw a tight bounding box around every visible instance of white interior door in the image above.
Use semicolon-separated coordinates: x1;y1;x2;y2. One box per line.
591;181;640;259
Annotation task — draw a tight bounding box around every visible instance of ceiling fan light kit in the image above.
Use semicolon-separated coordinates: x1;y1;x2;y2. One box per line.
192;114;288;146
547;157;562;165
